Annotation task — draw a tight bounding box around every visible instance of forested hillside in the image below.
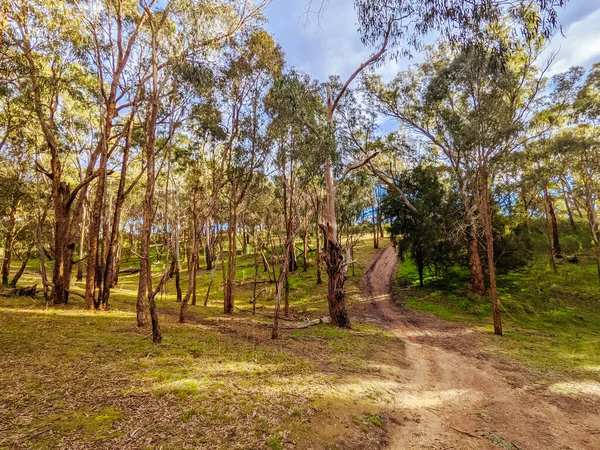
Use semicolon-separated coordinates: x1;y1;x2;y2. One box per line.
1;0;599;448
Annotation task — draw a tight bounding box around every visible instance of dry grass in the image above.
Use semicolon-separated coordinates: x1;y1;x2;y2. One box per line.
0;237;407;449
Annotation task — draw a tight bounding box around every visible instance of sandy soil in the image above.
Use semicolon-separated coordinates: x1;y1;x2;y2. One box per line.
362;244;600;450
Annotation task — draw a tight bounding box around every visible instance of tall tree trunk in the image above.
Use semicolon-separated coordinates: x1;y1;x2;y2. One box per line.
416;250;424;287
561;182;577;232
371;198;379;249
544;187;562;258
546;217;558;273
272;203;299;339
224;202;238;314
85;141;109;309
479;171;502;336
51;183;79;305
460;180;486;295
137;180;151;327
76;199;87;282
376;194;384;238
172;187;182;303
321;156;351;328
191;195;199;306
1;197;21;285
288;245;297;272
302;228;308;271
466;227;486;295
100;119;137;308
205;221;213;270
315;206;323;285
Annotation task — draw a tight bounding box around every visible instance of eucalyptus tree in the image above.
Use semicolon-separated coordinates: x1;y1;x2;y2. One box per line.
2;0;112;304
126;1;272;337
537;63;600;281
266;70;327;336
0;86;35;286
270;56;394;328
217;30;283;314
365;25;552;335
268;142;302;338
572;63;600;281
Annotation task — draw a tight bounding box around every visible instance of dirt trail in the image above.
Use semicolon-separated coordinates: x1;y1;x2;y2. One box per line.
363;244;600;450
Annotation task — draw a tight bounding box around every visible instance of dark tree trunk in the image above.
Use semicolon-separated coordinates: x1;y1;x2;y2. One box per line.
84;148;109;309
544;187;562;258
51;182;79;305
315;226;323;285
288;245;297;272
136;186;151;327
302;228;308;271
323;231;351;328
205;221;213;270
416;251;424;287
1;198;21;285
76;200;87;282
376;195;384;238
172;191;182;303
224;202;237;314
10;242;33;287
479;171;502;336
372;201;379;249
466;230;486;295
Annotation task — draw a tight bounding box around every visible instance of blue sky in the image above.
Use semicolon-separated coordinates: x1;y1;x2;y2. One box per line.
264;0;600;82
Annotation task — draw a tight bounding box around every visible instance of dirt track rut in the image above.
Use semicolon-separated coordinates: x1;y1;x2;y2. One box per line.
363;244;600;450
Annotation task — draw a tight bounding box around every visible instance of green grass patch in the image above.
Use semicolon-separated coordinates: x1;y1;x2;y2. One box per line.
396;252;600;377
0;235;403;449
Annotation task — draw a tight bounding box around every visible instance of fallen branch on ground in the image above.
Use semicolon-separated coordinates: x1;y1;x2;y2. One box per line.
425;407;482;440
259;316;331;329
0;285;38;297
234;305;297;322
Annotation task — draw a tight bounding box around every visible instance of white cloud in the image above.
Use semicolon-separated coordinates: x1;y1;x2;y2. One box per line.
265;0;600;81
545;7;600;76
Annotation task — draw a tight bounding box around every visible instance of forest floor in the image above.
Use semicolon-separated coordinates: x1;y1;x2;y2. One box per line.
0;239;599;449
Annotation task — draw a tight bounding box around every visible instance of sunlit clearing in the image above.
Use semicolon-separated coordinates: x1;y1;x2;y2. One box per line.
549;381;600;397
0;307;135;319
332;378;477;408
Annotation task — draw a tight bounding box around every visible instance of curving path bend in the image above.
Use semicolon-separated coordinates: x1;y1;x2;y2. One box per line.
363;244;600;450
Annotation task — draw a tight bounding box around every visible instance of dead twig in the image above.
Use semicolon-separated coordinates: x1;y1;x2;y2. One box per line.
425;407;482;440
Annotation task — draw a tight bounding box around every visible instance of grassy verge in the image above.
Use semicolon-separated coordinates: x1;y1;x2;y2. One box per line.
0;236;406;450
395;253;600;378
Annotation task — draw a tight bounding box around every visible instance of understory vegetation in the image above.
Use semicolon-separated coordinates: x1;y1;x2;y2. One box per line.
395;222;600;377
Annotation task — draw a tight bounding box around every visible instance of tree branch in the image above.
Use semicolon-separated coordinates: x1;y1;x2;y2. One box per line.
329;17;399;117
342;152;380;178
66;168;113;212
